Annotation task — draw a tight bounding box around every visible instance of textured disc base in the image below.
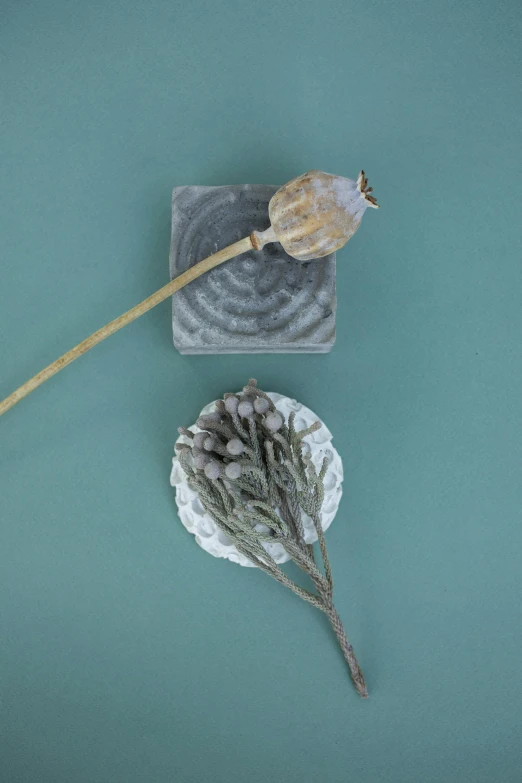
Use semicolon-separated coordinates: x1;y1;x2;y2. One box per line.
170;393;343;567
169;185;336;354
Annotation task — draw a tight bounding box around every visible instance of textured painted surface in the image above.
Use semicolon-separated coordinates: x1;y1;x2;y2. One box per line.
1;1;522;782
169;185;336;353
171;392;343;566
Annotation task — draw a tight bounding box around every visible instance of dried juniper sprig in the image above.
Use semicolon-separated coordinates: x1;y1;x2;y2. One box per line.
176;379;367;698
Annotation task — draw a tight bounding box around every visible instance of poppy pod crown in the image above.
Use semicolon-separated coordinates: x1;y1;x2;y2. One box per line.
268;169;378;261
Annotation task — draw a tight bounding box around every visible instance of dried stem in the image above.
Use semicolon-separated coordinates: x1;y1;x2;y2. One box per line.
325;605;368;698
0;232;277;417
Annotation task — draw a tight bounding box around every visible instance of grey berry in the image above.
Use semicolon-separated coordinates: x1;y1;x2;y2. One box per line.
224;396;239;414
226;438;244;456
253;397;269;414
204;436;218;451
193;432;207;449
193;451;212;469
237;400;254;418
265;412;283;432
204;460;222;480
225;462;242;480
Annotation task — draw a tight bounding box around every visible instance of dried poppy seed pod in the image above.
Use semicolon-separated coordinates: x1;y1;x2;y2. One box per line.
261;169;378;261
0;169;379;418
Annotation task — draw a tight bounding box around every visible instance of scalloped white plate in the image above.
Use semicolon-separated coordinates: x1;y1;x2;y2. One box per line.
171;393;343;567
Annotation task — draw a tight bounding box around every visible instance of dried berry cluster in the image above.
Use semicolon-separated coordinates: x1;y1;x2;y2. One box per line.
176;379;367;698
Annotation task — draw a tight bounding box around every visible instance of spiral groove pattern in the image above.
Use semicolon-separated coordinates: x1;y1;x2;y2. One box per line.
169;185;336;354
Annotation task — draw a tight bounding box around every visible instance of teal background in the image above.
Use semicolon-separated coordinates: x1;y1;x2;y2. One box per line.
1;0;521;780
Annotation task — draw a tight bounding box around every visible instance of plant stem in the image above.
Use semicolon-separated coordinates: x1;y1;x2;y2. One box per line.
326;604;368;698
0;233;267;417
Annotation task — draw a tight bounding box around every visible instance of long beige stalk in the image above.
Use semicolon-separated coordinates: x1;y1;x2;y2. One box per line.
0;232;270;417
1;165;380;419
